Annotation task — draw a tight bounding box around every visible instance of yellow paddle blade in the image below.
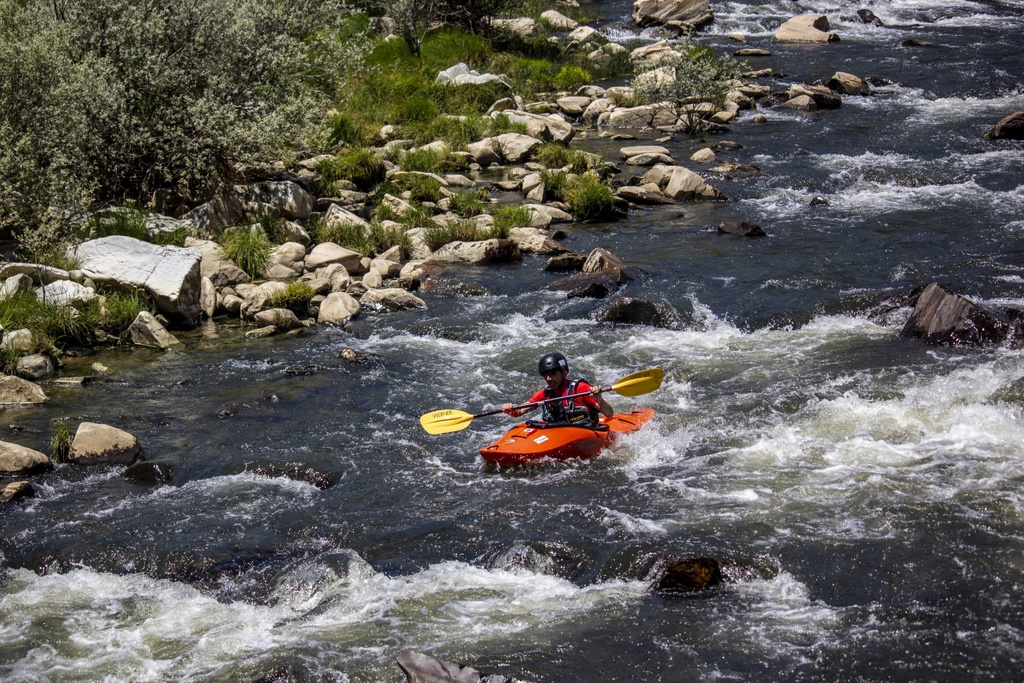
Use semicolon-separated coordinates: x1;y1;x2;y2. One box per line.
611;368;663;397
420;408;475;434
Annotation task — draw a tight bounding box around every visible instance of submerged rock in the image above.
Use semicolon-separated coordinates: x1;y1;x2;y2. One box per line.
395;650;518;683
899;282;1023;348
651;557;724;594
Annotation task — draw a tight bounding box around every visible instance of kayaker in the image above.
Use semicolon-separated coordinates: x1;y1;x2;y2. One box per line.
501;352;614;426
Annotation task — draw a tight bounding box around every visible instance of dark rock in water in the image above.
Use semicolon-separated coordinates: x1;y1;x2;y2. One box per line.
418;278;490;296
124;460;174;486
857;9;884;26
809;196;830;207
544;252;587;272
568;281;612;299
603;296;674;327
1;481;34;504
652;557;724;594
395;650;517;683
902;38;936;47
284;364;320;376
548;273;621;297
718;220;766;237
900;282;1023;348
338;347;385;365
245;461;336;489
986;111;1024;140
991;376;1024;406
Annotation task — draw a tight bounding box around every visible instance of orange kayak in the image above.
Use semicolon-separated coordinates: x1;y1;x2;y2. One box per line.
479;408;655;467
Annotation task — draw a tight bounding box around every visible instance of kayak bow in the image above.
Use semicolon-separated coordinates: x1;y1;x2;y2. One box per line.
479;408;655;467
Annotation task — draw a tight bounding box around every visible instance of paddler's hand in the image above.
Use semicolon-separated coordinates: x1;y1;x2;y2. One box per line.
501;403;517;416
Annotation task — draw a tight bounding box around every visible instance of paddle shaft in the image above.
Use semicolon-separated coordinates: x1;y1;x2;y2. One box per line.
479;386;612;419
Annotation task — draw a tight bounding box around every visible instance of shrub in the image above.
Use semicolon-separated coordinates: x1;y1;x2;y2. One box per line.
424;220;479;250
317;149;387;192
0;291;91;350
1;0;367;254
89;205;148;241
50;420;72;463
487;113;530;136
631;43;743;133
492;205;531;231
91;289;153;335
561;171;615;221
404;115;486;149
536;144;593;173
448;189;491;217
553;64;591;91
268;280;315;313
220;226;271;278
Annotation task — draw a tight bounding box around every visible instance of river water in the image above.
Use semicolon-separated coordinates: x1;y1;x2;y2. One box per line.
2;0;1024;681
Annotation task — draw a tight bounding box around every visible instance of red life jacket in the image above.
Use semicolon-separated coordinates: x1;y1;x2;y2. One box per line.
542;378;598;425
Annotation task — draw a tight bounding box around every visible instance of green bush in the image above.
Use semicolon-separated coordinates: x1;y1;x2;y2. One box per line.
424;220;480;251
562;171;615;221
220;226;271;278
553;64;591;91
89;205;148;241
492;205;531;231
448;189;491;217
0;0;367;258
0;291;90;350
50;420;72;463
91;289;153;335
317;149;387;192
268;280;315;313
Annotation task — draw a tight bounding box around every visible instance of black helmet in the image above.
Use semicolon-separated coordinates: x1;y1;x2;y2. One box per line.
538;352;569;376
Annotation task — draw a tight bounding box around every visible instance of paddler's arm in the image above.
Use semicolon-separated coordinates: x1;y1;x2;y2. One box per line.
501;402;536;418
592;389;614;417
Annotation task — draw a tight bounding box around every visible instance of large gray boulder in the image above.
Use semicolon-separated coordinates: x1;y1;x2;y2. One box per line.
236;181;315;220
0;375;47;405
73;236;203;327
987;111;1024;140
775;14;840;42
0;441;52;476
431;239;523;264
632;0;713;29
641;164;727;201
68;422;143;465
900;283;1023;348
318;292;361;325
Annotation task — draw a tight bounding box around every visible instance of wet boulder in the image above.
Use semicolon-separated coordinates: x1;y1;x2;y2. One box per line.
15;353;55;381
718;220;766;237
857;9;884;26
900;282;1023;348
583;247;640;283
641;164;726;201
631;0;713;30
602;296;676;327
68;422;143;466
828;71;871;96
544;252;587;272
986;111;1024;140
72;235;203;327
395;650;517;683
0;375;47;405
651;557;724;594
0;480;34;504
774;14;840;42
129;311;180;349
0;441;53;476
431;239;522;265
360;288;427;312
124;460;174;486
318;292;361;325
